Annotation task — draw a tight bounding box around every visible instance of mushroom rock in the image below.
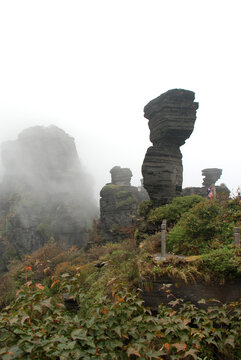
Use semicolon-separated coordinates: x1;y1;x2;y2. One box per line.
202;168;222;188
182;168;230;198
142;89;199;206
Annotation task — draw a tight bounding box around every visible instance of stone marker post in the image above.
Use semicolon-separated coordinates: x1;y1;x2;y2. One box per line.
234;227;240;247
161;219;167;259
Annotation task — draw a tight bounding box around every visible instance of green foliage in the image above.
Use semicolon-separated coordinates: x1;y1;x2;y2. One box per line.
148;195;204;228
135;196;204;244
0;272;164;359
158;293;241;360
167;198;241;255
1;194;241;359
0;267;240;359
199;247;241;282
138;200;153;218
116;195;137;209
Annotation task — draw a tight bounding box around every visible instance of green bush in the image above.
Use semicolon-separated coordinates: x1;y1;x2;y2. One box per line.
167;199;236;255
199;247;241;282
138;200;153;218
148;195;204;228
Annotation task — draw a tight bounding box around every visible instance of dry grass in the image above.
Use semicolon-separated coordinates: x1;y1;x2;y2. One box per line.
85;238;137;262
139;233;162;254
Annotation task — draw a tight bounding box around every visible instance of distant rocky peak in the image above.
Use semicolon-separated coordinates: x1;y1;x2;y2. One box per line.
1;125;82;195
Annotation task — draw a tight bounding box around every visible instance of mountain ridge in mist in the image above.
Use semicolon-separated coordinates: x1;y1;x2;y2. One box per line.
0;125;97;274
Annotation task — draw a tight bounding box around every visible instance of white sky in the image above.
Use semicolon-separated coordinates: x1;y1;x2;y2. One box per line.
0;0;240;201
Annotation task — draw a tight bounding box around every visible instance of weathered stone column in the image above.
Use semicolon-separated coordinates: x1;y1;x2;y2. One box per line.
142;89;199;206
99;166;140;242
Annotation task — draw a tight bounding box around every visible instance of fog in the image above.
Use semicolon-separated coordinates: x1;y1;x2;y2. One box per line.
0;0;241;201
1;125;97;225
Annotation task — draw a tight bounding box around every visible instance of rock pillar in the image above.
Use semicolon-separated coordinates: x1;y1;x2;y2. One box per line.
99;166;140;242
142;89;198;206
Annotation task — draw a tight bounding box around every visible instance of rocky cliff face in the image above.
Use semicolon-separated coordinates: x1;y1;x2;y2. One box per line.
142;89;199;206
0;126;96;273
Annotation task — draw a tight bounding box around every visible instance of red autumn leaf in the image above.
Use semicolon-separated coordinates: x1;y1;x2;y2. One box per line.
117;297;125;303
35;283;45;290
183;318;190;326
51;279;60;288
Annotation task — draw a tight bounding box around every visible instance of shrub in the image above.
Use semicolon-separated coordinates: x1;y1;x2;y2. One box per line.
138;200;153;218
198;247;241;283
167;199;229;255
148;195;204;228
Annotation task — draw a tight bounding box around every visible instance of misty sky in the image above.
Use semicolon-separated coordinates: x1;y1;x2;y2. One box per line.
0;0;241;201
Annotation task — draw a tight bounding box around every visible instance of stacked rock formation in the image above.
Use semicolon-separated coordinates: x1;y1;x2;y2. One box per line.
202;168;222;188
99;167;144;242
182;168;230;197
110;166;132;186
0;126;96;273
142;89;199;206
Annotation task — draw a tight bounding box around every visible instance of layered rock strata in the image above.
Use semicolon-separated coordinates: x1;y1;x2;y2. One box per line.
142;89;199;206
202;168;222;188
110;166;132;186
99;167;145;242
